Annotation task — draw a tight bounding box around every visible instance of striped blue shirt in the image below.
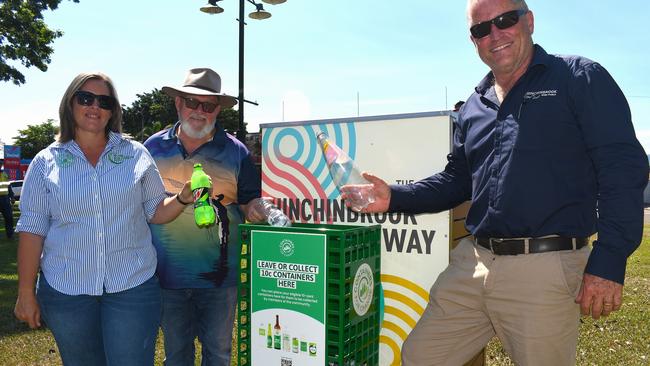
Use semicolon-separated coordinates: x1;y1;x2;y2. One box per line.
16;132;167;295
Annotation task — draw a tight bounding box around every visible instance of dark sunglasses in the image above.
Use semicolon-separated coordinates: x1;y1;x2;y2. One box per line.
181;97;218;113
470;9;528;39
73;90;115;110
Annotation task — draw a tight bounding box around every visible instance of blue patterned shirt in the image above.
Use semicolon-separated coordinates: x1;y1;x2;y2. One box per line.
145;123;261;289
16;132;167;295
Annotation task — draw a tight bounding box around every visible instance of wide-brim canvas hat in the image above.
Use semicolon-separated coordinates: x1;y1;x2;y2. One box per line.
162;67;238;109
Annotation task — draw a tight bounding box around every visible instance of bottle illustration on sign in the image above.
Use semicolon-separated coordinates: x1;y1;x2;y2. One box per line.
282;326;290;351
292;336;299;353
266;323;272;348
316;132;375;211
190;163;216;227
300;335;307;353
273;315;282;350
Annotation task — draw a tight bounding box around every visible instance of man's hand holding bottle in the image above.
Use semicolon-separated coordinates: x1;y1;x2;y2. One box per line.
340;172;391;213
245;197;292;227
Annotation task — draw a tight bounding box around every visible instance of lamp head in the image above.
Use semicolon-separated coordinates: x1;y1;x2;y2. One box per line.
249;3;271;20
200;0;224;14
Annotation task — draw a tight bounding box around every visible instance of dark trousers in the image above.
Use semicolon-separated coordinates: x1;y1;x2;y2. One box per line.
0;196;14;238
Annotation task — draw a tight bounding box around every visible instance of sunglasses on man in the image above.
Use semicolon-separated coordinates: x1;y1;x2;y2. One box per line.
181;97;219;113
470;9;528;39
73;91;116;110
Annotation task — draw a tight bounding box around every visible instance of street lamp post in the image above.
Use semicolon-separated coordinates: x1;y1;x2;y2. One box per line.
200;0;286;143
237;0;246;143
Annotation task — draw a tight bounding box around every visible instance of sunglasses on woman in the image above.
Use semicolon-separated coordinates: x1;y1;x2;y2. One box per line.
470;9;528;39
73;90;116;110
181;97;218;113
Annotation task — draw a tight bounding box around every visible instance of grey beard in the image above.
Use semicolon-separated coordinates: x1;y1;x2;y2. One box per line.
180;118;215;139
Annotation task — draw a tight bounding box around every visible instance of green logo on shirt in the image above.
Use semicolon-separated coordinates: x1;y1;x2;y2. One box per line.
55;151;74;168
107;152;133;164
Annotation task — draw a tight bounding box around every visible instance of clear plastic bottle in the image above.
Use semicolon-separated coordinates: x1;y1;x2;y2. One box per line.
190;163;216;227
255;198;292;227
316;132;375;211
282;326;290;351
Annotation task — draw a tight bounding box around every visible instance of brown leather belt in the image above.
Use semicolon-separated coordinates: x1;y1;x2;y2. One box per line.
476;237;587;255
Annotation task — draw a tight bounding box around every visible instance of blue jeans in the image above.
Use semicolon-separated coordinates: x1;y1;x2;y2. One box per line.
161;286;237;366
37;275;161;366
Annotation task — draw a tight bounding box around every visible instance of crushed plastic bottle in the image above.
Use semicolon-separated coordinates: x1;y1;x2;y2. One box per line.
255;198;291;227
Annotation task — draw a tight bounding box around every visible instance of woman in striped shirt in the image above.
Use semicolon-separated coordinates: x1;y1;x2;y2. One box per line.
13;72;194;366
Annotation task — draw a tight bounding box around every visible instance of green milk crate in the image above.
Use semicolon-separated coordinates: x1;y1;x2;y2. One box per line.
237;223;381;366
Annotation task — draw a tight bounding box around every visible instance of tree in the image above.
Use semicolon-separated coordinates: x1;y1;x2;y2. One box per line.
0;0;80;85
216;108;243;134
122;88;177;142
121;88;243;141
13;119;58;159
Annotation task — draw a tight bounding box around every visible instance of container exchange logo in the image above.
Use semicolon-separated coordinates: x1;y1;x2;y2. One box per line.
352;263;374;316
279;239;295;257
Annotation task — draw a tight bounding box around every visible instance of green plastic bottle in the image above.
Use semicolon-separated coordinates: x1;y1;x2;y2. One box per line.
190;163;215;227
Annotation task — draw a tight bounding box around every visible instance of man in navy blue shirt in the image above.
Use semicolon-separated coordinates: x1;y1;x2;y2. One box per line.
345;0;648;364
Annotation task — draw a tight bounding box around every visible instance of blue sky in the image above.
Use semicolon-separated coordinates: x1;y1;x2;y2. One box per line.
1;0;649;152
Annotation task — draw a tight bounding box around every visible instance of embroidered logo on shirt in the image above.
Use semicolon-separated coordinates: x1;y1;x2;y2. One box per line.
107;152;134;164
55;151;74;168
523;90;558;100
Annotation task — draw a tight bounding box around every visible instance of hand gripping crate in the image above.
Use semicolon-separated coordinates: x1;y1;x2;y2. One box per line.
237;223;381;366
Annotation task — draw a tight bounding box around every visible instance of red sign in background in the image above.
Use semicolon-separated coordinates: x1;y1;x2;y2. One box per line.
3;144;22;179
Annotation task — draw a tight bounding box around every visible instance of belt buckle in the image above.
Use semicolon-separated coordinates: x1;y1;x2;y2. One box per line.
489;238;531;255
488;238;503;254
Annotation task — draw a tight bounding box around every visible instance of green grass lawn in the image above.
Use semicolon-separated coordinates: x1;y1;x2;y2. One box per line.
1;220;648;365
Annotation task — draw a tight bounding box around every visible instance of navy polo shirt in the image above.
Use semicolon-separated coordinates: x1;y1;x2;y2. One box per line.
390;45;648;284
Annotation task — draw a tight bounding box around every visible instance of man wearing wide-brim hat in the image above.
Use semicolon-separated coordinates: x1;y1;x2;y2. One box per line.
144;67;265;365
162;67;238;109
